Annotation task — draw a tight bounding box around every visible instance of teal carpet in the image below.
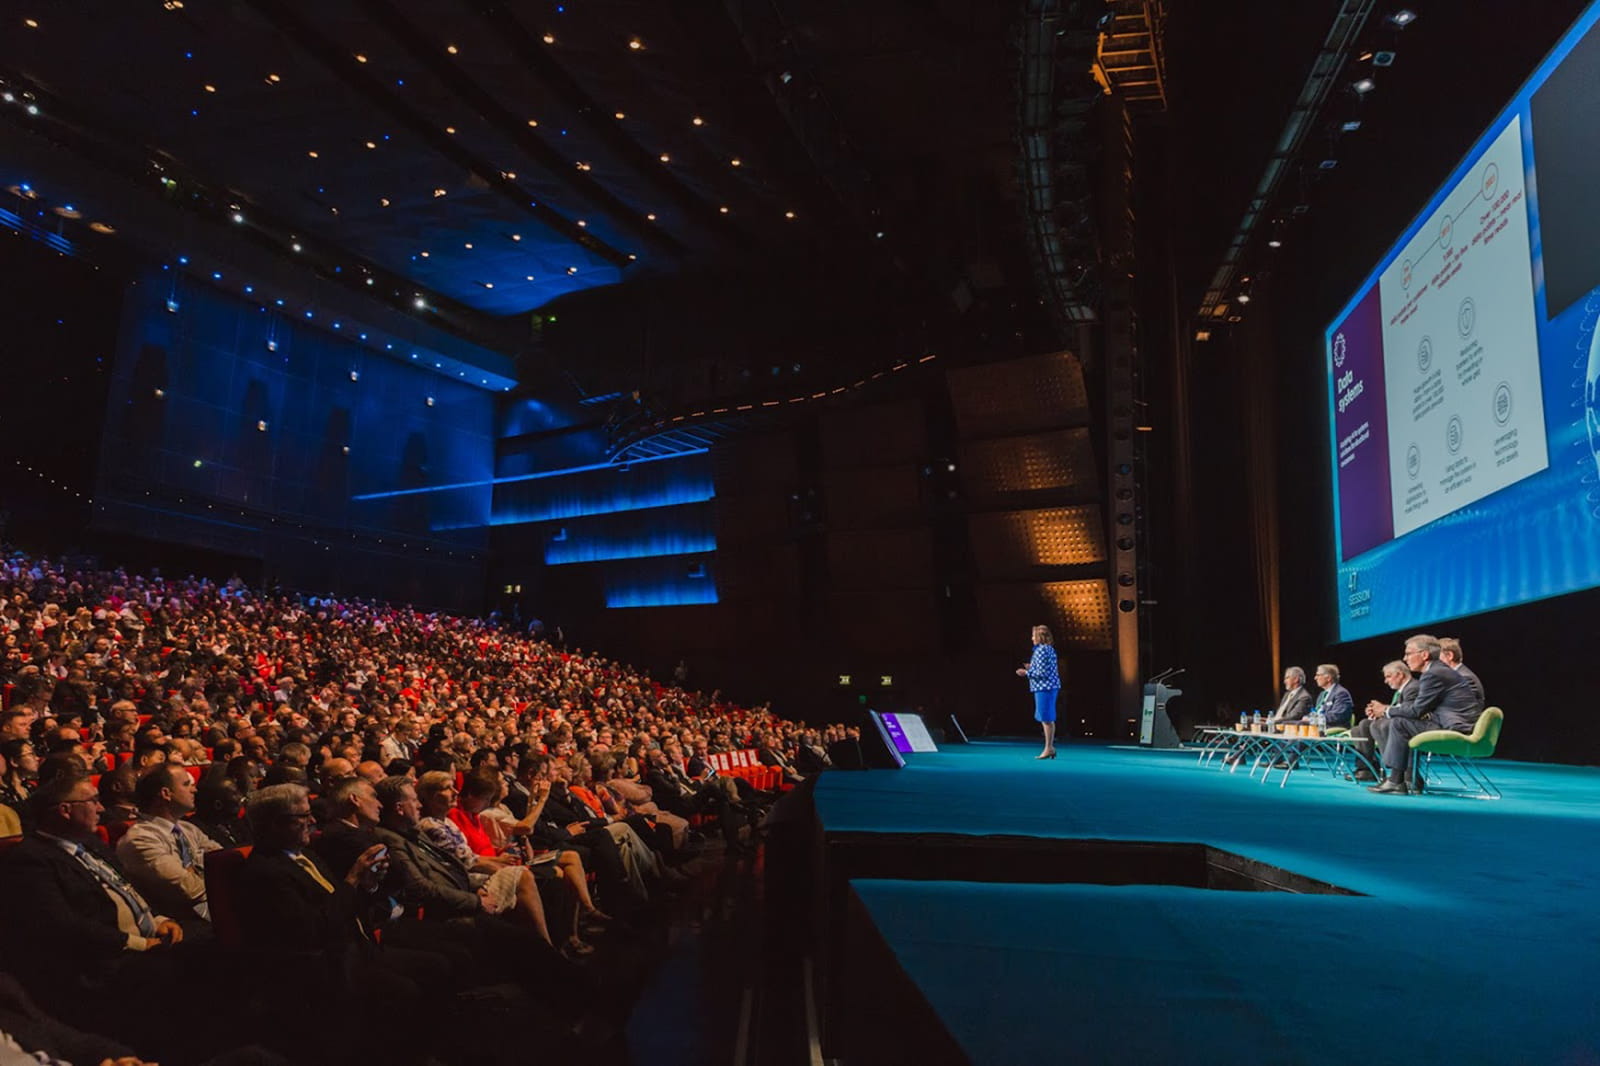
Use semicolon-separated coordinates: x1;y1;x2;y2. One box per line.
815;740;1600;1065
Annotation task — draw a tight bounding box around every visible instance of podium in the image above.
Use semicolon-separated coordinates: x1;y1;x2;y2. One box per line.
1140;680;1182;748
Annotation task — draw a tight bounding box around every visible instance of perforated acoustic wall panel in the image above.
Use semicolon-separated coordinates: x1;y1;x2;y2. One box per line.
968;506;1106;573
975;580;1112;651
946;350;1090;438
959;429;1098;500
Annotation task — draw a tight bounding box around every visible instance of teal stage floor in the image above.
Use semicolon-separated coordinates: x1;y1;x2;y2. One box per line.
812;739;1600;1065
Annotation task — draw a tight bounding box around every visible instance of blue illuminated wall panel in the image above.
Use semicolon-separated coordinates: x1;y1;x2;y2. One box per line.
96;269;494;609
603;555;720;608
545;504;716;565
491;453;715;524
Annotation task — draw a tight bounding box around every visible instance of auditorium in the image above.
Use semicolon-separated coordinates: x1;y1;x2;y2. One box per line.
3;1;1600;1064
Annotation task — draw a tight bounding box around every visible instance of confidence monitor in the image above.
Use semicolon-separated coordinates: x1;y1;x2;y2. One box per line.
879;712;939;754
1324;0;1600;641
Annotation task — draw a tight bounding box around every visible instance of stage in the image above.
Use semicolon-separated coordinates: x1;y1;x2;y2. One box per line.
804;739;1600;1065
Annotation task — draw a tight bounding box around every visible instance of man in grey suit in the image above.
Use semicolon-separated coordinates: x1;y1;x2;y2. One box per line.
1369;634;1482;795
1268;666;1314;725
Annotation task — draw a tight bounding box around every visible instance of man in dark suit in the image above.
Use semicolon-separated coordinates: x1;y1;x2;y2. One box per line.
1440;637;1486;711
1369;634;1482;794
1310;664;1355;727
1354;661;1413;781
0;774;186;1043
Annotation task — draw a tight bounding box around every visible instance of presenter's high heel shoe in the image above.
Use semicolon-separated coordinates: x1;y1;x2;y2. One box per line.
1035;751;1056;760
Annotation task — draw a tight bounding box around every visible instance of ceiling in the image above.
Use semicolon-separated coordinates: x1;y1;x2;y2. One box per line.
0;0;1027;340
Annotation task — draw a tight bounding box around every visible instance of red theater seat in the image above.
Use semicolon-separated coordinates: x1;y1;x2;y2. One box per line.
205;845;254;948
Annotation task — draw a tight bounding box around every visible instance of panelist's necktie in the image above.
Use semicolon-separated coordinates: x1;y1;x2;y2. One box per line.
291;852;336;893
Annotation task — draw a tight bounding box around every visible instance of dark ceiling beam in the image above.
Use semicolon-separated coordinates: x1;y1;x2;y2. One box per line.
471;0;757;254
243;0;634;268
358;0;686;258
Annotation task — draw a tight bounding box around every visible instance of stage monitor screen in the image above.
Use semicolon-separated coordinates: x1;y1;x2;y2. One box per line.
1325;1;1600;641
879;712;939;753
865;712;908;769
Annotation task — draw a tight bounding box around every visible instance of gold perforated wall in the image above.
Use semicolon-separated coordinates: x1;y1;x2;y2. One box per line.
968;505;1106;573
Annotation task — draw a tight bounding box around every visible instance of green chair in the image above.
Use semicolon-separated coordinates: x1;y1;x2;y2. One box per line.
1409;706;1504;799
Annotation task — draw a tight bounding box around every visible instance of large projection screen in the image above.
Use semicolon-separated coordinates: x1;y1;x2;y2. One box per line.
1326;2;1600;641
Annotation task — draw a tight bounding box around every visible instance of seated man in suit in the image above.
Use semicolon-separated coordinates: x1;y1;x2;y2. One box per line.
1352;660;1411;781
1267;666;1314;726
1310;664;1355;728
1439;637;1486;711
0;774;186;1045
1368;634;1482;795
116;762;220;921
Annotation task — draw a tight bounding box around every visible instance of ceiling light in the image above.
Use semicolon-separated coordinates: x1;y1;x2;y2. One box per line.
1236;292;1252;304
432;187;446;197
527;118;539;127
659;154;670;163
646;213;657;221
566;266;578;275
89;221;116;234
447;44;459;54
414;297;427;308
266;73;281;84
1372;51;1396;67
510;233;522;241
420;251;430;258
354;53;368;63
1389;9;1417;27
718;206;729;214
502;171;516;180
543;33;555;44
1268;238;1282;248
445;126;456;134
692;116;704;126
1352;77;1376;95
1342;119;1363;132
291;242;303;252
784;210;796;219
576;220;586;227
24;18;39;28
526;275;535;281
163;1;184;8
614;111;625;120
365;140;376;149
628;38;643;50
482;282;493;289
204;84;216;93
730;158;741;167
627;254;637;261
307;150;319;158
379;197;390;207
1319;158;1338;169
231;211;245;223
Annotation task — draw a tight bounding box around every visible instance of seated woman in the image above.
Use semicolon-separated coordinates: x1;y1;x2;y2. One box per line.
415;770;598;957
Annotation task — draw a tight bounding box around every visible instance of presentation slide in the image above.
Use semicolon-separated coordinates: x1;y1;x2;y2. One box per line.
1326;2;1600;641
880;712;939;753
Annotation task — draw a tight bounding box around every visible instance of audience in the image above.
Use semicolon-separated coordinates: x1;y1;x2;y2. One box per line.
0;546;830;1065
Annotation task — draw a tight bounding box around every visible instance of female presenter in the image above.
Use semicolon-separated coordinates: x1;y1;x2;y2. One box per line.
1016;625;1060;759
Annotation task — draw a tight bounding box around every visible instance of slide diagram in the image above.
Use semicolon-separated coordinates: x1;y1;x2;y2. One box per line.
1330;115;1548;558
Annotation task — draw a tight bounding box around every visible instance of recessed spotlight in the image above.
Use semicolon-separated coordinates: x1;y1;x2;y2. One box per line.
231;211;245;223
445;126;456;134
414;296;427;309
24;18;39;28
614;111;626;120
266;73;281;84
1341;119;1363;132
510;233;522;241
307;150;319;158
646;213;657;221
1389;8;1416;26
526;275;535;280
576;220;586;227
354;53;368;63
447;44;459;54
365;140;376;149
257;420;268;431
90;221;116;234
566;266;578;275
292;242;303;252
543;33;555;44
692;116;704;126
628;38;643;50
527;118;539;127
464;242;473;249
425;396;435;407
730;158;741;167
204;84;216;93
1352;77;1376;95
379;197;390;207
482;282;493;289
420;251;430;258
433;187;446;197
718;205;729;214
1268;238;1282;248
784;210;796;220
1236;292;1252;304
659;154;670;163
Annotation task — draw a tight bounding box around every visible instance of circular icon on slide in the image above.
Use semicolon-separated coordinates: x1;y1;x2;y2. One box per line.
1447;415;1463;454
1440;216;1454;249
1407;444;1421;479
1402;259;1414;289
1494;382;1513;425
1458;296;1476;338
1482;162;1499;200
1417;336;1433;373
1333;332;1347;368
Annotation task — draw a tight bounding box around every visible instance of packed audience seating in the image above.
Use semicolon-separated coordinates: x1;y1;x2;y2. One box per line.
0;548;853;1066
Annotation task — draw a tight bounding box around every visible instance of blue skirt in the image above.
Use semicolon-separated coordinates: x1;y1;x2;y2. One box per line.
1033;688;1058;723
